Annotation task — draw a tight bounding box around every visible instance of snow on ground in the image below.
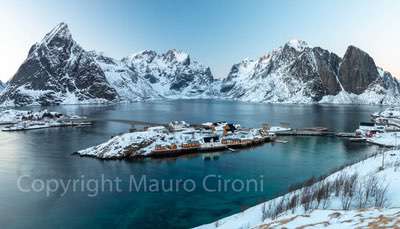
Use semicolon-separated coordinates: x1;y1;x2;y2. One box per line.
77;128;164;158
256;207;400;228
195;150;400;229
373;107;400;119
319;90;400;105
0;85;113;107
77;125;207;158
367;132;400;147
0;109;85;128
0;109;31;124
0;109;66;123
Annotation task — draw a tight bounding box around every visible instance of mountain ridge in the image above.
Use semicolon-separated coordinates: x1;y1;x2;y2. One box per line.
1;23;399;106
0;23;217;106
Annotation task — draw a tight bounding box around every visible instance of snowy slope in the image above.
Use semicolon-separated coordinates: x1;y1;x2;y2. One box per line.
221;40;400;104
320;68;400;104
122;50;219;99
249;208;400;228
0;81;5;92
94;49;219;102
195;150;400;229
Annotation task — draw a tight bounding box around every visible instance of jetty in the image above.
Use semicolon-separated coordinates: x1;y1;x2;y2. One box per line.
272;128;355;138
0;109;92;132
2;120;92;131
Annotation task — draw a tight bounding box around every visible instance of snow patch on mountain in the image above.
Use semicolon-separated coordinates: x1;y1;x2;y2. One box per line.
0;81;5;92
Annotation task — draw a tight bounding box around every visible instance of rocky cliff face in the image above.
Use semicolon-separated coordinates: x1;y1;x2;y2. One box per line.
221;40;400;104
338;46;380;94
0;23;217;106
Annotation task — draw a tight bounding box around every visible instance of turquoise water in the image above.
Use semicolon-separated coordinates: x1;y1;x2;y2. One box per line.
0;100;382;228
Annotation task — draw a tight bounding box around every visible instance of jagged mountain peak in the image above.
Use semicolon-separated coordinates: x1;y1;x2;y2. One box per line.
27;22;76;59
346;45;365;53
338;45;379;94
126;49;191;66
40;22;73;46
127;50;157;62
343;45;375;63
162;49;190;64
284;39;310;52
1;22;119;106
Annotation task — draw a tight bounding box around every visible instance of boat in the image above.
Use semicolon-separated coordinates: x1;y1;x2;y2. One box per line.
202;153;220;160
348;137;366;142
355;122;385;138
268;126;292;133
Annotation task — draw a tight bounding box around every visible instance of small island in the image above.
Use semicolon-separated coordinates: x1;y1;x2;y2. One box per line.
0;109;91;131
76;121;276;159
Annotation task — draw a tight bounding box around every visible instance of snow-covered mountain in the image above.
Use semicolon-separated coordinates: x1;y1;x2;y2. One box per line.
0;23;217;106
96;49;218;101
1;23;399;106
220;40;400;104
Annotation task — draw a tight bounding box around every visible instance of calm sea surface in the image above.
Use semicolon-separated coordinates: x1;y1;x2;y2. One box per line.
0;100;383;228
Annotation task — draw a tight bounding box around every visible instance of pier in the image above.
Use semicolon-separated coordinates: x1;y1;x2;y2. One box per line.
273;128;356;138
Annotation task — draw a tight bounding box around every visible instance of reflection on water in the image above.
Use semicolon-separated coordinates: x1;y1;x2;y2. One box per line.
0;100;384;228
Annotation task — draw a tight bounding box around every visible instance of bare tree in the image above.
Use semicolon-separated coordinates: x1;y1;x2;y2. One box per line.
374;184;389;208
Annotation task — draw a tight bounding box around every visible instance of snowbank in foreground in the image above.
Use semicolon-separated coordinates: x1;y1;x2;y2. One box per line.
253;207;400;228
195;150;400;229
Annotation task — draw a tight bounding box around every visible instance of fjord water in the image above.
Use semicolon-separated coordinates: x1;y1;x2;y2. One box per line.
0;100;381;229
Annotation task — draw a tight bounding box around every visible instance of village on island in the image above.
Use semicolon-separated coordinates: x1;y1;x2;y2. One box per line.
1;106;400;160
0;109;91;131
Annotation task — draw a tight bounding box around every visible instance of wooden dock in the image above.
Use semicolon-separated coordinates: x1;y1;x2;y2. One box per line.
274;129;356;138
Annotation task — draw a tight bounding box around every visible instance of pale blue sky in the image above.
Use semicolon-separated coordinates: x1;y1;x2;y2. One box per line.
1;0;399;81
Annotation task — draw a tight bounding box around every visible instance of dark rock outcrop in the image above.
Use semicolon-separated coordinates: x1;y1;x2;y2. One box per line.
312;47;341;95
338;46;379;95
